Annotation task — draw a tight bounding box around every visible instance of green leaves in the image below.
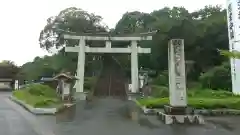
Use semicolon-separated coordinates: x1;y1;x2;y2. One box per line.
39;7;107;51
21;5;230;89
0;60;19;79
219;50;240;59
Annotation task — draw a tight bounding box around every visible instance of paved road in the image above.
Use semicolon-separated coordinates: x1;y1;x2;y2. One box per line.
0;92;39;135
1;92;240;135
0;92;56;135
52;97;240;135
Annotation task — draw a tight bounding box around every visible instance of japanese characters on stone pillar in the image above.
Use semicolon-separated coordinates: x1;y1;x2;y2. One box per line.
168;39;187;107
226;0;240;94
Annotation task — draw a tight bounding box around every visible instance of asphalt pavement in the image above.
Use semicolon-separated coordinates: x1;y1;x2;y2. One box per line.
0;92;39;135
1;92;240;135
0;92;55;135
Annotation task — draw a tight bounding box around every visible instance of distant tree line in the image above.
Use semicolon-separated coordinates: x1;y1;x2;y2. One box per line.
19;5;233;90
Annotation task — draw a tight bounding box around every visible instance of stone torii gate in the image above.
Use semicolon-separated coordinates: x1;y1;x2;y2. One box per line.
63;32;155;99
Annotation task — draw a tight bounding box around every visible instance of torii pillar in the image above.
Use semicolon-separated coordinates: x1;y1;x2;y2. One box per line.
130;40;139;93
64;34;153;100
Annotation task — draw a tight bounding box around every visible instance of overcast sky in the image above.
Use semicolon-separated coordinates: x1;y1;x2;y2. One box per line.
0;0;226;66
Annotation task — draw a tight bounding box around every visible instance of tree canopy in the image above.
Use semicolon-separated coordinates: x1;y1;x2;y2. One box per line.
0;60;20;79
19;5;233;90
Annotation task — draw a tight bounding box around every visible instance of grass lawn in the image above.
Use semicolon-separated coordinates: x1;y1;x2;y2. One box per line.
13;84;62;108
138;97;240;109
138;86;240;110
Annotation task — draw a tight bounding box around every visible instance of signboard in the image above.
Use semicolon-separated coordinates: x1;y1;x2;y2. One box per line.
226;0;240;94
227;0;240;40
227;2;235;40
237;0;240;40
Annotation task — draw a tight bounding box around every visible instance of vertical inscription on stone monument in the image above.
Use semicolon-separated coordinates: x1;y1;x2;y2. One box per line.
237;0;240;38
169;39;187;106
172;39;183;90
173;40;181;77
228;3;235;39
238;0;240;19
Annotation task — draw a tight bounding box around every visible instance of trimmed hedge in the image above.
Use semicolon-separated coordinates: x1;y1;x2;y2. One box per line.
151;85;169;98
199;62;231;91
84;77;97;91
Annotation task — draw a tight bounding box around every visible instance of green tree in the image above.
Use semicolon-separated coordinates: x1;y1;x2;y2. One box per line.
220;50;240;59
19;5;232;90
39;7;107;50
0;60;20;79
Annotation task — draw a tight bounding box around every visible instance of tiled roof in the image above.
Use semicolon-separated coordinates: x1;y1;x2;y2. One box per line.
53;72;77;80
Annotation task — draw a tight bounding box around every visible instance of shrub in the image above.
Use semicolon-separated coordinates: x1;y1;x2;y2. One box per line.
84;77;97;91
189;98;240;109
24;84;57;97
84;83;91;90
187;82;202;89
152;70;168;86
13;87;60;108
149;85;238;98
151;85;169;98
34;98;59;108
138;98;169;108
199;62;231;91
187;89;238;98
138;97;240;109
138;86;240;109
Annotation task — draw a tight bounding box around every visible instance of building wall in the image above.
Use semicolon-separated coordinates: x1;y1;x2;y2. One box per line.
0;82;11;89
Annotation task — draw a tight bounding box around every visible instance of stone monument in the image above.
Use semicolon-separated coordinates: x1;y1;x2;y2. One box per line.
157;39;204;124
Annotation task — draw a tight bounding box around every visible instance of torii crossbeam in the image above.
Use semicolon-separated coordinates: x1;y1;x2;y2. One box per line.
63;31;156;100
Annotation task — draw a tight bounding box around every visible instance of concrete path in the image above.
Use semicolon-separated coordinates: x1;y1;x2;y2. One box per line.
1;92;240;135
52;97;240;135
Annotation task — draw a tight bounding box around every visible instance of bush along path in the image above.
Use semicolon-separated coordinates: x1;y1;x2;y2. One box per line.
136;86;240;116
11;84;70;115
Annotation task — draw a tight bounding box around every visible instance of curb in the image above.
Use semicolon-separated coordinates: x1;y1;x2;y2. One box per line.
9;96;58;115
141;106;157;115
132;99;157;115
138;106;240;116
194;109;240;116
